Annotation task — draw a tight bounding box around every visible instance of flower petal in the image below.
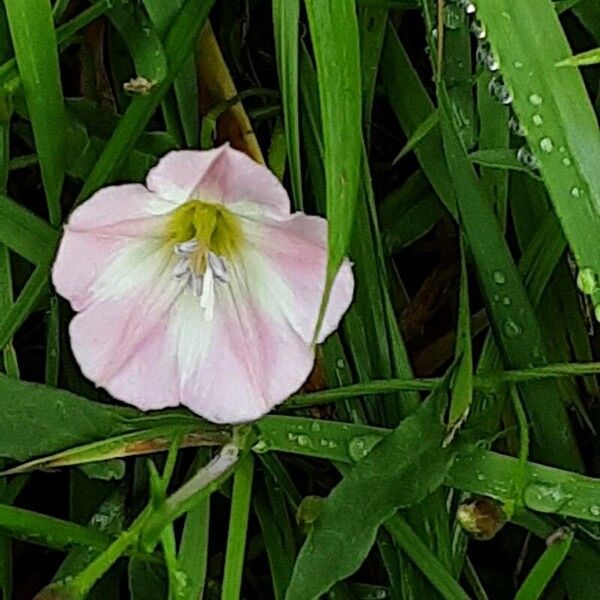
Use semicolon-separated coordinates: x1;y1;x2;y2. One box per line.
146;147;227;205
235;211;355;345
52;186;169;311
170;280;315;423
194;146;290;217
148;145;290;216
68;184;172;229
68;242;184;411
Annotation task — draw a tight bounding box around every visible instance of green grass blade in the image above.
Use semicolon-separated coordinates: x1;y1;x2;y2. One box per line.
0;265;48;350
4;0;65;226
141;0;199;147
556;47;600;67
476;0;600;315
385;515;471;600
438;84;582;471
514;530;573;600
0;504;112;551
0;195;58;264
76;0;216;204
273;0;303;209
381;24;457;216
304;0;362;278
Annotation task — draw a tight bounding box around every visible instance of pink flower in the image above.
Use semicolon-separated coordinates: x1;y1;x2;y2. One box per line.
52;146;354;423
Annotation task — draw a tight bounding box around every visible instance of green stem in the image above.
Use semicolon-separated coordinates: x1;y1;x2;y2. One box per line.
285;362;600;408
141;444;241;549
221;454;255;600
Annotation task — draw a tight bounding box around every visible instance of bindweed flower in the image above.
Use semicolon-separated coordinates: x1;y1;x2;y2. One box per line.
52;146;354;423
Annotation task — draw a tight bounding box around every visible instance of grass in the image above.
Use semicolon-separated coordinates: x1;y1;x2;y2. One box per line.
0;0;599;598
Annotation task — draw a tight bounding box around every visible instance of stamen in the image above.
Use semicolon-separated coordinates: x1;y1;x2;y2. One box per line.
208;252;229;283
175;239;199;256
173;256;191;279
172;238;227;321
200;266;215;321
192;273;204;298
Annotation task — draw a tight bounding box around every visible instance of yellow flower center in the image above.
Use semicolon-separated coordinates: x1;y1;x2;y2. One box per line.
167;200;243;260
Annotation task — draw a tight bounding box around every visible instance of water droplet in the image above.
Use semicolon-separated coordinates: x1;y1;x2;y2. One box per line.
287;432;297;441
524;483;572;512
459;0;477;14
540;137;554;153
501;10;511;19
470;19;486;39
297;435;312;448
513;60;524;69
559;146;566;153
310;421;321;432
252;440;268;453
493;294;500;302
595;305;600;323
488;76;512;104
336;359;345;369
508;115;527;136
320;438;329;446
328;440;337;449
502;296;511;306
348;435;381;462
562;157;571;166
532;114;543;126
493;270;506;285
571;186;581;198
476;473;485;481
576;268;597;294
590;505;600;516
503;318;523;338
432;27;438;39
529;93;543;106
444;3;463;29
517;146;540;171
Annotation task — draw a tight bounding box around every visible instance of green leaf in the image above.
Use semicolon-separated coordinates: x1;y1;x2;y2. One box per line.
285;383;460;600
304;0;362;278
0;374;130;462
3;0;66;226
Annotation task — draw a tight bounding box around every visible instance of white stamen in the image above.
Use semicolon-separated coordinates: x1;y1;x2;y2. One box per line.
200;266;215;321
208;252;229;283
175;239;199;256
173;256;190;279
192;273;204;298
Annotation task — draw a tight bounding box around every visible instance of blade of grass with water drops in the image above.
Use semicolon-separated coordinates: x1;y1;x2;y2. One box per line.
437;83;582;470
474;0;600;316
